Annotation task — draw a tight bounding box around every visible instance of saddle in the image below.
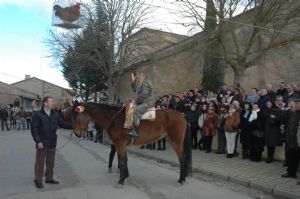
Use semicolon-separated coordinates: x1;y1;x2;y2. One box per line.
124;101;156;129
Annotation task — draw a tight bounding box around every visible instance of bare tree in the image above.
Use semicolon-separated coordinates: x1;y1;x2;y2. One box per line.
178;0;300;84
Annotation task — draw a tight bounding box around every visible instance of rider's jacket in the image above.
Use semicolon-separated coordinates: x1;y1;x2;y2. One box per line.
131;80;153;105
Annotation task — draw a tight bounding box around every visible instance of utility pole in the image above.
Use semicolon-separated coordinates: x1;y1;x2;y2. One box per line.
42;81;45;98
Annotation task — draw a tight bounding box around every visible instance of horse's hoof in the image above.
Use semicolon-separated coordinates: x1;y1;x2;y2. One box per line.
178;178;185;185
114;183;124;189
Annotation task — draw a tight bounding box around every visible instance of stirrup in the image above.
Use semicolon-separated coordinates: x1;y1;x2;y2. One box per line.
128;129;138;137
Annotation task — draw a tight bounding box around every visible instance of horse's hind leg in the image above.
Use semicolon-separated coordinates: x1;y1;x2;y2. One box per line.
167;121;189;184
167;136;186;184
178;159;185;184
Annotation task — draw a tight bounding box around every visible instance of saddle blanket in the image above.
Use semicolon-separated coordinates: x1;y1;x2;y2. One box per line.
124;105;156;129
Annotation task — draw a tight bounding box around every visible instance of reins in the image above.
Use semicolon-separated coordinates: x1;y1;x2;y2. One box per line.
105;106;126;131
56;130;73;151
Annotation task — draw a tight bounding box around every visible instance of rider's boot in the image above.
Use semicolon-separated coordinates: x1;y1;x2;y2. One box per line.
128;125;139;137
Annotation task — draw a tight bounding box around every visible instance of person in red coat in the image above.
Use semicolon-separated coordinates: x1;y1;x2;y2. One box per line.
203;106;218;153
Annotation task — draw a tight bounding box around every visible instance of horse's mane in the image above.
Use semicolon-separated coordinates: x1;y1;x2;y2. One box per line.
84;102;123;111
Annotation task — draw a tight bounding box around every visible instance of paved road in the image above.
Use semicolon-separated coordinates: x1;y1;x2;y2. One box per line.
0;129;256;199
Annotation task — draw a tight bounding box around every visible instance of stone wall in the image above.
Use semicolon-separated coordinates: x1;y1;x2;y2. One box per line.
116;33;205;100
224;43;300;92
122;28;187;69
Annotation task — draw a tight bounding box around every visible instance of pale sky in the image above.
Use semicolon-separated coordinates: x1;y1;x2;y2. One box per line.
0;0;196;89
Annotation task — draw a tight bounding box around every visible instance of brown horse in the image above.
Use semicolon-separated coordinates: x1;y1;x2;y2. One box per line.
70;102;192;185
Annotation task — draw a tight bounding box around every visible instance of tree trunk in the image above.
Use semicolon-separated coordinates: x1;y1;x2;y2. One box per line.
84;89;90;102
107;79;115;103
234;68;245;85
93;92;98;102
201;0;224;90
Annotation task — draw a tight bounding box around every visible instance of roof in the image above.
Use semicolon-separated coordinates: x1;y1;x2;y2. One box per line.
0;81;38;99
11;77;71;93
128;27;188;41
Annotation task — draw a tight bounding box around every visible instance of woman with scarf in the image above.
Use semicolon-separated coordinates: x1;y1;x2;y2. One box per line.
249;103;265;162
240;102;256;159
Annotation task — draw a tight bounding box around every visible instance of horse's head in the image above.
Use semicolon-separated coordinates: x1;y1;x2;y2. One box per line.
70;103;92;138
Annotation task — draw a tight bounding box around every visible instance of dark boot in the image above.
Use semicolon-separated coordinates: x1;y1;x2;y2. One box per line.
242;149;249;159
33;180;44;189
157;139;162;150
128;126;139;137
161;138;166;150
265;146;275;163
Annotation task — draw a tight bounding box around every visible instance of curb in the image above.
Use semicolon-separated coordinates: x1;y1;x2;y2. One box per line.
128;149;300;199
273;189;300;199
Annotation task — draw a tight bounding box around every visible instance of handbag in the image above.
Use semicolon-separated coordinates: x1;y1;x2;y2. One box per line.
252;129;264;138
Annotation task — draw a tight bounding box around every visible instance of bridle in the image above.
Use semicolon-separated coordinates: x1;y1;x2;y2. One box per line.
72;104;126;137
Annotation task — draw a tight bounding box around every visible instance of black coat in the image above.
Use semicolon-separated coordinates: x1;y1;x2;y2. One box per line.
263;108;282;147
267;91;276;102
31;107;72;149
276;88;288;105
249;111;265;152
185;110;200;128
286;111;300;149
239;110;255;145
0;109;9;120
169;100;184;112
258;95;271;111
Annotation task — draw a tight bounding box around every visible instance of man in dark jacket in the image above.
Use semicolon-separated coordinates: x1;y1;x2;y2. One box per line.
0;106;10;131
281;94;300;183
258;89;271;111
266;84;276;102
31;96;71;188
277;82;288;105
185;104;200;149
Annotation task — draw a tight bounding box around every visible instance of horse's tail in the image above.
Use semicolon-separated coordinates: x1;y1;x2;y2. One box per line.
183;121;192;177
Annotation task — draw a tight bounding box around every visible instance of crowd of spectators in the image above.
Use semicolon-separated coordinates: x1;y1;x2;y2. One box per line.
0;98;34;131
150;81;300;173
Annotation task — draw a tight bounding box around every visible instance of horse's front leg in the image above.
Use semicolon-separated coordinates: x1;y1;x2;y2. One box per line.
124;152;129;179
118;154;128;185
116;144;128;185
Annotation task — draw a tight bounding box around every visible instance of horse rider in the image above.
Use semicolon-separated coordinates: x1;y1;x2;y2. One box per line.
128;70;153;137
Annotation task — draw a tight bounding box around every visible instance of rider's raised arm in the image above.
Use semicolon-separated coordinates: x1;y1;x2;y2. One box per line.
131;80;137;92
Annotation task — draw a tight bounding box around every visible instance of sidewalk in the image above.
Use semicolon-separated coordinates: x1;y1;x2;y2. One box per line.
128;144;300;199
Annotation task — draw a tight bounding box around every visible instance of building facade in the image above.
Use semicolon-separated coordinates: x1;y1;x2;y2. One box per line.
0;81;37;108
10;77;72;106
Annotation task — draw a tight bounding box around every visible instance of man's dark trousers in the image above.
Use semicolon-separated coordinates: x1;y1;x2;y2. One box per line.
287;147;300;176
1;119;10;131
34;148;56;183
